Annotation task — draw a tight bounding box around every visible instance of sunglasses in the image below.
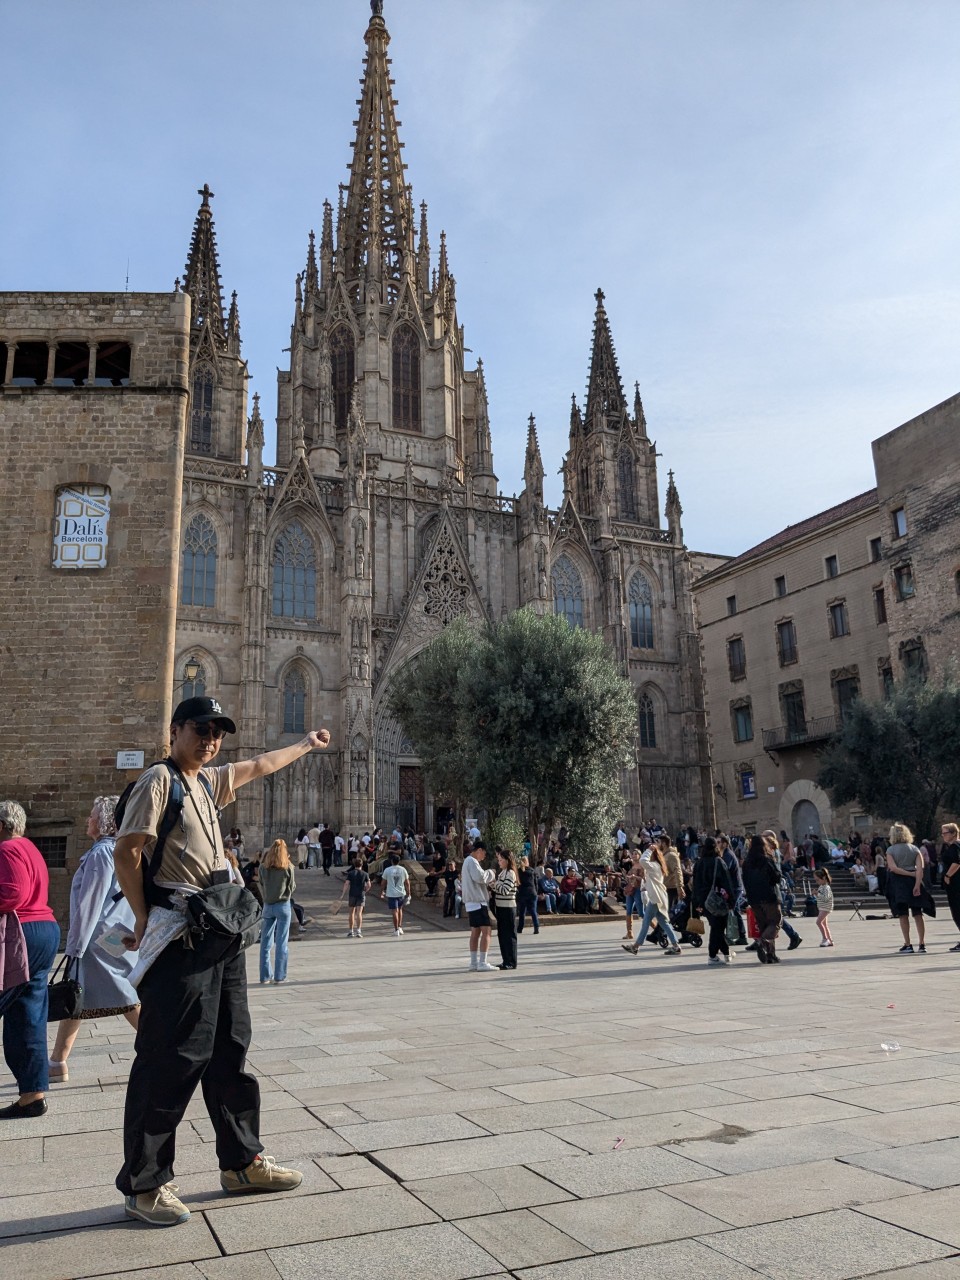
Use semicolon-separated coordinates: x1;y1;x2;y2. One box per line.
186;721;226;741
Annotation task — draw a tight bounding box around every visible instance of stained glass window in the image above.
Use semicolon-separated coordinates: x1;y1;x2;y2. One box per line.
181;513;217;607
392;324;421;432
272;522;317;619
283;668;307;734
552;555;584;629
330;326;355;432
190;365;215;453
629;573;654;648
638;693;657;749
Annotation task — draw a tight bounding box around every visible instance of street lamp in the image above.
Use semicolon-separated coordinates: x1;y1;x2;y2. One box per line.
183;657;201;685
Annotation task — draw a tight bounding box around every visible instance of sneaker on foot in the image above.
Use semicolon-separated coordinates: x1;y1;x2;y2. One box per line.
708;955;722;964
221;1154;303;1195
475;960;496;971
355;930;363;938
398;927;404;936
950;942;960;952
665;945;682;955
820;940;831;947
621;943;639;955
124;1183;190;1226
918;943;926;953
899;944;915;953
720;953;732;964
788;935;802;950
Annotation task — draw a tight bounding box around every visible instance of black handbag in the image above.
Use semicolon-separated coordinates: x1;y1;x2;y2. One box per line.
47;955;83;1022
185;882;262;957
704;860;730;916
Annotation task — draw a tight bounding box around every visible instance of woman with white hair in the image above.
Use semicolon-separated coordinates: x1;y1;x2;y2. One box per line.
48;796;139;1081
0;799;61;1118
885;821;926;954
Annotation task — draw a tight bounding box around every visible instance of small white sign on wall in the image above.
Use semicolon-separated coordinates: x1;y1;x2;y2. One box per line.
53;484;111;569
116;750;145;770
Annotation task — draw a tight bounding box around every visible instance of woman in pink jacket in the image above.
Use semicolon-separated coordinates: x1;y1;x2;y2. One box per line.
0;800;61;1118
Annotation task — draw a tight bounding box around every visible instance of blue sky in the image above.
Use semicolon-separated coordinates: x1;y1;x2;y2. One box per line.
5;0;958;554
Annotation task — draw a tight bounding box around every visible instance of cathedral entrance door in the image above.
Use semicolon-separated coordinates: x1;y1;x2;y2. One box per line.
397;766;425;834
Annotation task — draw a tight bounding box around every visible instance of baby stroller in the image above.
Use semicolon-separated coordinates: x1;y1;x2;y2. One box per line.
669;899;703;948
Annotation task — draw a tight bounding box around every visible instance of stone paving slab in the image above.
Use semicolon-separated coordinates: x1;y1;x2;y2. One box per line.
841;1138;960;1190
528;1146;719;1197
372;1130;585;1181
404;1167;576;1219
533;1187;728;1252
265;1221;503;1279
455;1208;592;1270
331;1113;491;1150
673;1119;885;1175
0;1216;221;1280
857;1187;960;1248
698;1207;954;1280
665;1158;924;1226
543;1108;724;1152
515;1239;766;1278
205;1182;438;1254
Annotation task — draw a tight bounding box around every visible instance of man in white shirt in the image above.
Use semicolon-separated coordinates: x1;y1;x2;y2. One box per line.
305;824;321;869
381;853;410;936
467;820;481;841
461;841;495;971
334;832;345;867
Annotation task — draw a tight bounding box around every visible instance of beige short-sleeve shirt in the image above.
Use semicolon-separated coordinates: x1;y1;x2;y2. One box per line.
118;762;236;890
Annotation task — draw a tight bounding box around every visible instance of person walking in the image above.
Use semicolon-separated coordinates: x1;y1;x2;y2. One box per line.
516;855;540;935
259;839;295;984
305;823;322;870
49;795;139;1082
940;823;960;950
692;836;734;964
381;852;410;937
112;695;330;1226
660;837;683;911
815;868;835;947
762;831;803;951
0;800;61;1118
622;845;682;956
442;858;459;918
742;834;783;964
621;860;643;941
340;855;370;937
293;829;309;870
885;823;926;953
319;824;335;876
493;850;519;969
461;841;496;971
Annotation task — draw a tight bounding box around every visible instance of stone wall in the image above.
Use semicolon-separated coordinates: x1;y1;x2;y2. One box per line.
873;393;960;682
0;293;189;920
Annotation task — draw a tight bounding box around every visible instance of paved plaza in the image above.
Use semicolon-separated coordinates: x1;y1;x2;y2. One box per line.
2;884;960;1280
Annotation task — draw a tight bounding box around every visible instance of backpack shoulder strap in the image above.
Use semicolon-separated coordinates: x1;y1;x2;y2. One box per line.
144;759;186;886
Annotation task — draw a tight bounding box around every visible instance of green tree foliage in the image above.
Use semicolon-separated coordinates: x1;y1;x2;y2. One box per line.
484;813;526;858
390;609;636;862
817;677;960;840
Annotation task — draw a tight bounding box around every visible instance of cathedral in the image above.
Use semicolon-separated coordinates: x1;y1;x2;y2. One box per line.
175;1;713;845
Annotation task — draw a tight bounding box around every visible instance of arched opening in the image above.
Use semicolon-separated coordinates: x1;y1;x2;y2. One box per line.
329;325;355;433
638;692;657;749
180;512;218;607
272;521;317;619
792;798;821;844
552;554;584;629
628;572;654;649
618;448;637;520
190;365;215;454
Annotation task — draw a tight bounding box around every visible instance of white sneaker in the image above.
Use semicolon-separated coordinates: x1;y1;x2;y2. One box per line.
355;930;363;938
346;929;355;938
476;960;496;971
721;954;733;964
394;928;401;937
708;955;722;964
398;927;404;936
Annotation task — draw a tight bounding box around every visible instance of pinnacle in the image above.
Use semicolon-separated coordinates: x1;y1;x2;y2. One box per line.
585;287;626;428
183;183;227;347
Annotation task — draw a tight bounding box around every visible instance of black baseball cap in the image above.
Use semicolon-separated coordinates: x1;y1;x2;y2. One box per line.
172;696;237;734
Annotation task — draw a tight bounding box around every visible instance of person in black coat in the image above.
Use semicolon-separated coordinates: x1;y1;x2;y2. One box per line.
742;834;783;963
692;836;734;964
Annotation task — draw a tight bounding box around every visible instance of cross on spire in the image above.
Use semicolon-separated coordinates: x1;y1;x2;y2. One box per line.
585;287;626;430
198;183;214;206
182;183;226;347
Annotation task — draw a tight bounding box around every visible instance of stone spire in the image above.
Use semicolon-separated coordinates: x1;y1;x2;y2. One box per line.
523;413;544;503
666;469;683;542
338;0;414;297
584;288;626;431
633;381;648;437
182;183;227;349
417;201;431;292
305;229;318;296
227;290;241;352
320;200;334;288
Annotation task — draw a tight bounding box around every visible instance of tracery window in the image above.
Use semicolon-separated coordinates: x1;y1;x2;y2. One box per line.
618;449;638;520
180;513;217;608
272;522;317;619
283;668;307;734
552;554;584;629
190;365;215;453
638;693;657;749
392;324;421;432
628;572;654;648
330;325;355;433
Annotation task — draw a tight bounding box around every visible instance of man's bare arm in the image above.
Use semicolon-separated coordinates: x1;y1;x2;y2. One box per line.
232;730;331;789
114;833;150;948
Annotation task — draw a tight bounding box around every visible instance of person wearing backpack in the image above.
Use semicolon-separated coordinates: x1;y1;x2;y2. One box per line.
112;696;331;1228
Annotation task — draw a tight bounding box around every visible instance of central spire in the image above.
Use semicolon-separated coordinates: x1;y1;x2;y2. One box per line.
585;288;626;430
339;0;414;300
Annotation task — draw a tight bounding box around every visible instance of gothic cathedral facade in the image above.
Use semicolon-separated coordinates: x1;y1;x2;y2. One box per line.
175;3;712;846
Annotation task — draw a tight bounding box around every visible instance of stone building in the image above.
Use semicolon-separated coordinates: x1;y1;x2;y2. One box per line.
0;294;189;917
171;1;713;845
873;392;960;682
694;490;890;841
